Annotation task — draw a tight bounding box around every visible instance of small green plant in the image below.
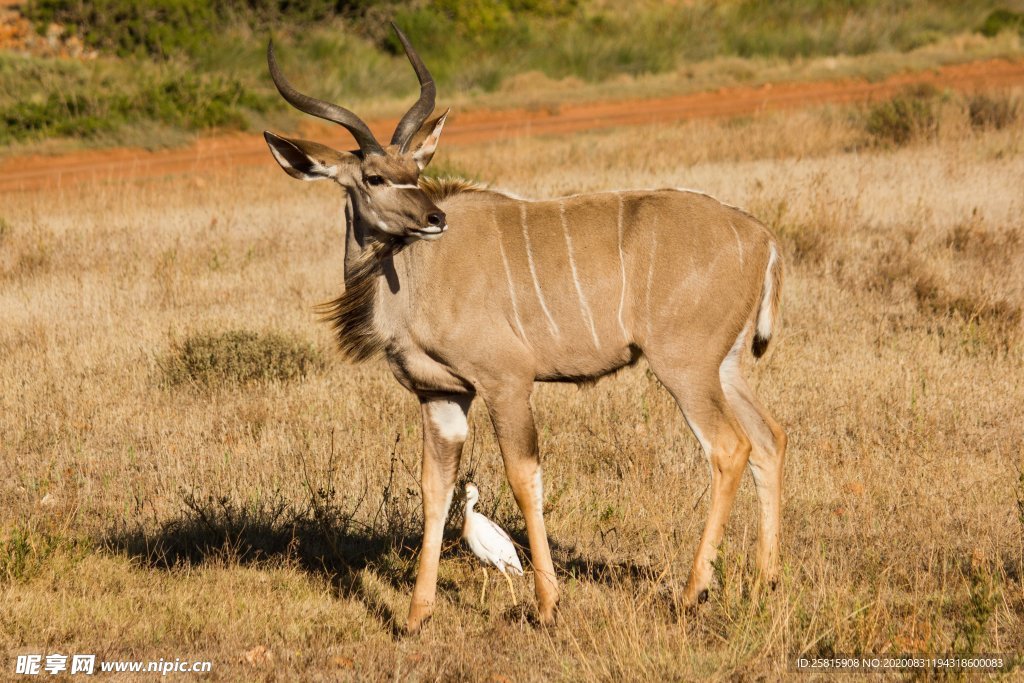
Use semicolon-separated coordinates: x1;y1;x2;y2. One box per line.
864;87;938;146
952;552;999;656
1;524;63;583
160;329;325;387
967;93;1020;130
1017;469;1024;534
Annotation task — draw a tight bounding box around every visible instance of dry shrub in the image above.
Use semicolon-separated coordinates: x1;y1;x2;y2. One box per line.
944;212;1021;257
748;174;851;267
773;217;834;266
160;330;325;388
913;271;1021;330
0;233;50;281
864;85;939;146
966;93;1020;130
864;222;1022;348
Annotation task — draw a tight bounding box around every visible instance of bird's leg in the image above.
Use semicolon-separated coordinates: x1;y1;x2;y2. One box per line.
480;567;488;605
499;567;517;606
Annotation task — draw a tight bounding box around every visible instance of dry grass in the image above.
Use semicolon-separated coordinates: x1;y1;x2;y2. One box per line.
2;90;1023;680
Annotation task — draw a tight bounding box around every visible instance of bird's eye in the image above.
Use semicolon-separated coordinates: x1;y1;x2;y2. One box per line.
365;175;386;186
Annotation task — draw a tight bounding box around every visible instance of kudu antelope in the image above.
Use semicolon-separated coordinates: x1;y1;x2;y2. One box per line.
263;24;786;633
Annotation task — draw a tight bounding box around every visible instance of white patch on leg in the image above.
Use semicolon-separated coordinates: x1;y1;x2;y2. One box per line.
428;401;468;442
680;325;751;461
684;415;712;457
719;324;749;387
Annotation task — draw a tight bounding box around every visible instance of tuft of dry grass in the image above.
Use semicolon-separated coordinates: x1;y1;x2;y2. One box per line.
1;87;1023;680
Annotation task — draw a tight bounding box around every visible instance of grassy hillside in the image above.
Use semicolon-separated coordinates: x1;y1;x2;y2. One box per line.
2;0;1024;149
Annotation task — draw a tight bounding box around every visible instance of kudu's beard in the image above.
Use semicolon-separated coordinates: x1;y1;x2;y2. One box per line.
317;240;390;363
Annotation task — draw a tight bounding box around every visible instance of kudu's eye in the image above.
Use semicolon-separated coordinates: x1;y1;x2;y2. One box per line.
365;175;386;186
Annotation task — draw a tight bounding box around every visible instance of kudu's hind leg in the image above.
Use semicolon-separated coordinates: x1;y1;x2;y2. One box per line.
406;395;473;634
720;360;787;588
651;364;752;606
483;384;559;624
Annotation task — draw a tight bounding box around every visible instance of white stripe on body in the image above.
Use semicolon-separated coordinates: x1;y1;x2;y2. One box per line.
494;208;529;342
615;192;629;339
520;203;561;338
559;201;601;348
645;217;658;340
729;220;745;268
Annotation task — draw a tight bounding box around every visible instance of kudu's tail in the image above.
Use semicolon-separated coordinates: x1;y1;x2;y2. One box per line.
751;243;783;358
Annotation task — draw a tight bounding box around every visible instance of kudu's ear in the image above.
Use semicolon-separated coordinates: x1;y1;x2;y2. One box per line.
410;109;449;171
263;131;350;181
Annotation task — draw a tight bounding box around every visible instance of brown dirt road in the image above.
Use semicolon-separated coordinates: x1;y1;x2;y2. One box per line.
2;57;1024;193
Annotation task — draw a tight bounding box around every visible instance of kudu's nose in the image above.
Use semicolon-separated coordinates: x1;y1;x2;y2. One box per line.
426;211;446;227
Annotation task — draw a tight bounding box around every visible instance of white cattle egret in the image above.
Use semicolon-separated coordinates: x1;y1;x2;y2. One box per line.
462;482;523;605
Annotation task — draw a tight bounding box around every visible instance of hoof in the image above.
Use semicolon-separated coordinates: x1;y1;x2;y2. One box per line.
404;604;433;635
681;585;710;607
752;573;779;595
537;600;558;627
672;582;711;617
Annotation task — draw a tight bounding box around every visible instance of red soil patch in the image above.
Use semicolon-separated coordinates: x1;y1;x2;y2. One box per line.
2;57;1024;193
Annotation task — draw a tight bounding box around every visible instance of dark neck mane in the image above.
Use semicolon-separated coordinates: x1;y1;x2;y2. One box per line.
317;241;389;363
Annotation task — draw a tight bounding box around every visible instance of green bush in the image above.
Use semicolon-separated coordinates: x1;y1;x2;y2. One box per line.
27;0;217;59
864;87;939;146
979;8;1024;37
24;0;368;59
160;329;325;387
0;55;272;145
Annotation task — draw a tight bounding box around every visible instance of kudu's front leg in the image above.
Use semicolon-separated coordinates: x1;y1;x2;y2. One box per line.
484;385;559;624
406;395;472;634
